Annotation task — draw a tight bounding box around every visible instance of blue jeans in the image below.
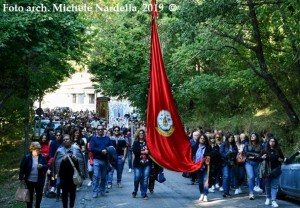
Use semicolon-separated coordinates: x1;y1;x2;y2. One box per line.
245;160;259;194
232;165;245;188
56;177;61;198
197;169;208;195
93;159;108;194
265;175;279;200
222;165;233;194
127;148;133;169
107;155;125;184
134;164;150;197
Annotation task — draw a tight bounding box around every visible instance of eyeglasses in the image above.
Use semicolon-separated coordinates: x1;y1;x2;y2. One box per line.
114;129;120;132
63;138;70;141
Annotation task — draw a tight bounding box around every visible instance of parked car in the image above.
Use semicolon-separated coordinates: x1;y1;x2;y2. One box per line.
33;119;49;138
278;150;300;199
53;107;70;113
33;119;60;138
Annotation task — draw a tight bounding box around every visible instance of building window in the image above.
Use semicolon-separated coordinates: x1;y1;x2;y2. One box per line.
78;94;84;104
89;94;95;104
72;94;76;104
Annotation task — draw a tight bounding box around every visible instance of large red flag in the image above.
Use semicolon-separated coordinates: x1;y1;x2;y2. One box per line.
146;1;203;172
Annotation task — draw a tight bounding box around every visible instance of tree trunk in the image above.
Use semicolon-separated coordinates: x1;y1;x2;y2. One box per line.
247;0;299;128
24;96;30;154
261;71;299;127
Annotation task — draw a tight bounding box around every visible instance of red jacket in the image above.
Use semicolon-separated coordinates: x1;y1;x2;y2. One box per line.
41;143;50;160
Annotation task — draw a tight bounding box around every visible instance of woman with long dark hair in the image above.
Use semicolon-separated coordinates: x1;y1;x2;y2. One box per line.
244;132;263;200
220;133;238;197
40;134;50;160
261;137;284;207
192;133;213;202
233;135;246;195
132;129;150;200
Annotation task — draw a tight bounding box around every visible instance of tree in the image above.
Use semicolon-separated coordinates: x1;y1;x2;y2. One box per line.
88;0;151;116
167;0;300;128
86;0;300;132
0;0;88;148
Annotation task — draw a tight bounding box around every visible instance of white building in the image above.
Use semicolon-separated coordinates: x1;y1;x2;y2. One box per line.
35;71;99;112
35;71;134;125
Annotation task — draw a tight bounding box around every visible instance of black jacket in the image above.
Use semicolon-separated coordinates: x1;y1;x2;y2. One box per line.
133;140;150;168
19;153;48;184
59;157;80;184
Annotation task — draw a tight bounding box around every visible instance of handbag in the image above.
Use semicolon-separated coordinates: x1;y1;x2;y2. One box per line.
157;171;166;183
236;151;246;165
15;181;30;202
67;155;83;186
269;166;282;179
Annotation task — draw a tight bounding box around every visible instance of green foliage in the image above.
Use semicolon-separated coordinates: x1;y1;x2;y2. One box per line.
87;0;300;140
0;141;24;208
0;0;89;144
0;0;88;101
88;0;151;115
1;0;299;146
0;96;25;146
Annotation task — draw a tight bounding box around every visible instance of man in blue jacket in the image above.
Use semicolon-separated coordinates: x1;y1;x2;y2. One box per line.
90;125;112;198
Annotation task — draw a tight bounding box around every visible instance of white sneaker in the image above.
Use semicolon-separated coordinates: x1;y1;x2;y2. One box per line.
219;187;224;192
50;187;56;193
117;183;123;188
234;189;239;195
249;193;255;200
265;198;271;205
254;186;263;193
211;185;215;190
272;201;279;207
198;194;204;201
107;184;112;189
238;188;243;194
208;188;215;193
203;195;208;202
215;184;220;189
87;181;92;187
128;168;132;173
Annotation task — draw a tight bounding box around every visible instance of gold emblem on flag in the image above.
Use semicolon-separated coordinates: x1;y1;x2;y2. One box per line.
156;110;174;137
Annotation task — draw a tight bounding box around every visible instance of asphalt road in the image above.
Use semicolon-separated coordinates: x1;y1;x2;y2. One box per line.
41;165;300;208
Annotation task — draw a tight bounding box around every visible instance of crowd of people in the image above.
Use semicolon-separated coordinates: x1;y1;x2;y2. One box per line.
19;109;285;208
186;128;284;207
19;109;160;208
